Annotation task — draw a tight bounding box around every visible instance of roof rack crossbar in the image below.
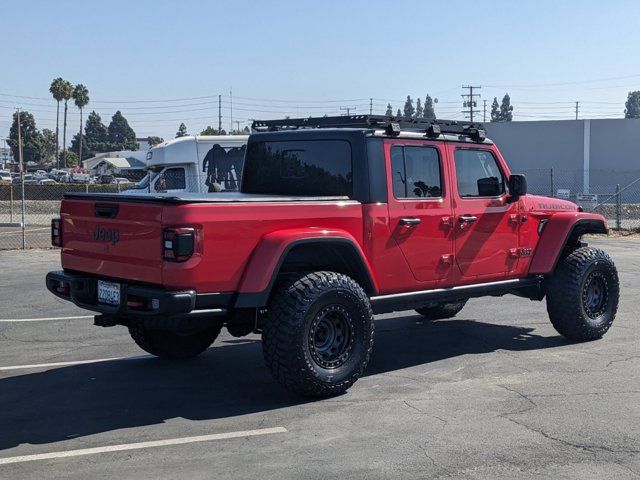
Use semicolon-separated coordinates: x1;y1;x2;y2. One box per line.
251;115;485;140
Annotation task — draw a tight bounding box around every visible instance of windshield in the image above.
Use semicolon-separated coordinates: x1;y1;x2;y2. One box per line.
133;170;160;190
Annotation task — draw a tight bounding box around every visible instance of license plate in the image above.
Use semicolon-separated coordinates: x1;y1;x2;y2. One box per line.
97;280;120;306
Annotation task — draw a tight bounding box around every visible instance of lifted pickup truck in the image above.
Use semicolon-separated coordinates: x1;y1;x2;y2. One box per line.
47;115;619;397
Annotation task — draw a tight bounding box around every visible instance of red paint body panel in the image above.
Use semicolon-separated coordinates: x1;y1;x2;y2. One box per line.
528;211;607;274
150;200;363;292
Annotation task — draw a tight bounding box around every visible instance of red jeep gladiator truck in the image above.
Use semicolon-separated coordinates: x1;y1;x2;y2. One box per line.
47;115;619;397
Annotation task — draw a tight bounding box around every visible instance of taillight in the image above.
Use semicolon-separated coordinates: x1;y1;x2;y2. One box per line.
163;227;195;262
51;218;62;247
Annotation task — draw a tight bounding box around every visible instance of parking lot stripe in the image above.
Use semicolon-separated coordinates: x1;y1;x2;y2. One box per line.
0;355;148;371
0;315;93;323
0;427;288;465
0;227;50;236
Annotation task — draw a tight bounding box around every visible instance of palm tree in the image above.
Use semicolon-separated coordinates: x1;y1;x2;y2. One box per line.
49;78;66;169
59;80;73;167
72;84;90;162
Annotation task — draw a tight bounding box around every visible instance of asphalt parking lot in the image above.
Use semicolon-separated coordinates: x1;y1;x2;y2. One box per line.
1;237;639;479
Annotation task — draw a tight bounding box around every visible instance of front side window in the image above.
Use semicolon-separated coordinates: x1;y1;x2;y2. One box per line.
454;149;505;197
391;146;442;199
242;140;352;197
155;167;185;192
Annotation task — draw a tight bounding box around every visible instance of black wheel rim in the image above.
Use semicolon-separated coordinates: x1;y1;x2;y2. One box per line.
582;271;609;319
309;305;354;369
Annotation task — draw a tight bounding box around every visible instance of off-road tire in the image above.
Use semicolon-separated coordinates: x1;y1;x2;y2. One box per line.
546;247;619;341
129;324;222;359
415;300;467;320
262;271;374;397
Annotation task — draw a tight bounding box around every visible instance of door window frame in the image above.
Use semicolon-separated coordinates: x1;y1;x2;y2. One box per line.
388;143;446;202
453;147;508;200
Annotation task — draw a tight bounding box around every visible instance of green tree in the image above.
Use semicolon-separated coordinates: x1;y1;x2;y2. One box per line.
42;128;57;162
147;136;164;146
423;95;435;120
70;132;90;161
403;95;415;117
624;91;640;118
8;110;44;165
64;150;79;167
500;93;513;122
396;108;402;117
176;123;188;137
84;111;109;153
72;84;90;162
200;126;226;135
107;111;137;150
49;77;67;168
385;103;393;116
415;98;423;118
490;97;500;122
58;79;73;167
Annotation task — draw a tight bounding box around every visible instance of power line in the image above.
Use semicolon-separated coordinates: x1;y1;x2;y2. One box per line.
461;85;481;122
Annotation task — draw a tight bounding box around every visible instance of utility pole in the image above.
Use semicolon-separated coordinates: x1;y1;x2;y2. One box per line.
369;98;373;115
461;85;481;122
235;120;241;134
17;109;26;249
340;106;355;116
483;99;487;123
218;95;222;133
230;87;233;133
575;101;579;120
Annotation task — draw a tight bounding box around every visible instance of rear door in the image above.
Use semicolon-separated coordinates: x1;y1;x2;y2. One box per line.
386;139;454;286
447;145;519;280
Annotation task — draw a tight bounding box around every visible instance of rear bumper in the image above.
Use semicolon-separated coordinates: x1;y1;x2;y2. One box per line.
45;270;229;324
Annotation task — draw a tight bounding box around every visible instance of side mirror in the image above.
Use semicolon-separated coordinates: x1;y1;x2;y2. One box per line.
508;174;527;200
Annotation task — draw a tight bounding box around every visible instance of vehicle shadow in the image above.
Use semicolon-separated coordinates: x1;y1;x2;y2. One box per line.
0;315;567;451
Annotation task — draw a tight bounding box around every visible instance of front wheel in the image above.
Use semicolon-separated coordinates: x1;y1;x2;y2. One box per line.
546;247;619;341
262;271;374;397
129;324;222;359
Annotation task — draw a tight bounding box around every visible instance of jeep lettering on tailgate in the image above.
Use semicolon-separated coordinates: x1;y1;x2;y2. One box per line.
92;225;120;245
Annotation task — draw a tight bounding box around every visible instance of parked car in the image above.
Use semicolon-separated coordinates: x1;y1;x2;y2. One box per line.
47;115;619;398
99;174;114;184
114;177;133;185
0;170;11;184
38;178;58;185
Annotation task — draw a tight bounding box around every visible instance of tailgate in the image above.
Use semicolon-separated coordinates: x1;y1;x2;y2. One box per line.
60;198;164;285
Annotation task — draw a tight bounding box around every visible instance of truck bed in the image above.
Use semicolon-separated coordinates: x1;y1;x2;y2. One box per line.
59;193;363;293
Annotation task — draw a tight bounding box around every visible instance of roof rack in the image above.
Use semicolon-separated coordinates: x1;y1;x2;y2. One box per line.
251;115;487;142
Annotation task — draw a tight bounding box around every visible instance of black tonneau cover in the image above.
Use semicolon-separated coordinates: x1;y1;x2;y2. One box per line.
63;191;353;204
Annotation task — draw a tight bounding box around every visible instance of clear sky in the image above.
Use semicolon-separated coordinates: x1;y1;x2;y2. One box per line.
1;0;640;141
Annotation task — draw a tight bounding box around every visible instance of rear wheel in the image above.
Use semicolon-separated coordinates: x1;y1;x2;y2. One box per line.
415;300;467;320
262;271;374;397
129;324;222;359
546;247;619;341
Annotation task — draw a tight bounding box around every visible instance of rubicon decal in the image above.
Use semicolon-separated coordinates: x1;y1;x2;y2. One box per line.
92;225;120;245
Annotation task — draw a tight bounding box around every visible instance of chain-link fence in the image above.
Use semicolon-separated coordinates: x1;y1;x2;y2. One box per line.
521;169;640;231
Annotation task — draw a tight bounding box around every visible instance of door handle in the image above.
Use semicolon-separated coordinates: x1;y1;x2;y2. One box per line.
458;215;478;224
399;218;421;227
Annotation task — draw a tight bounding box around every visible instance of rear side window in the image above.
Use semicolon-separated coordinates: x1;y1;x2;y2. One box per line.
155;167;185;192
454;149;505;197
242;140;352;196
391;146;442;198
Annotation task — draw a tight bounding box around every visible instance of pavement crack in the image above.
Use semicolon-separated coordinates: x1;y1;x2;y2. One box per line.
402;400;448;425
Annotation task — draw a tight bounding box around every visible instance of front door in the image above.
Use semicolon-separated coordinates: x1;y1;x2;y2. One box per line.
448;146;520;280
386;140;454;286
